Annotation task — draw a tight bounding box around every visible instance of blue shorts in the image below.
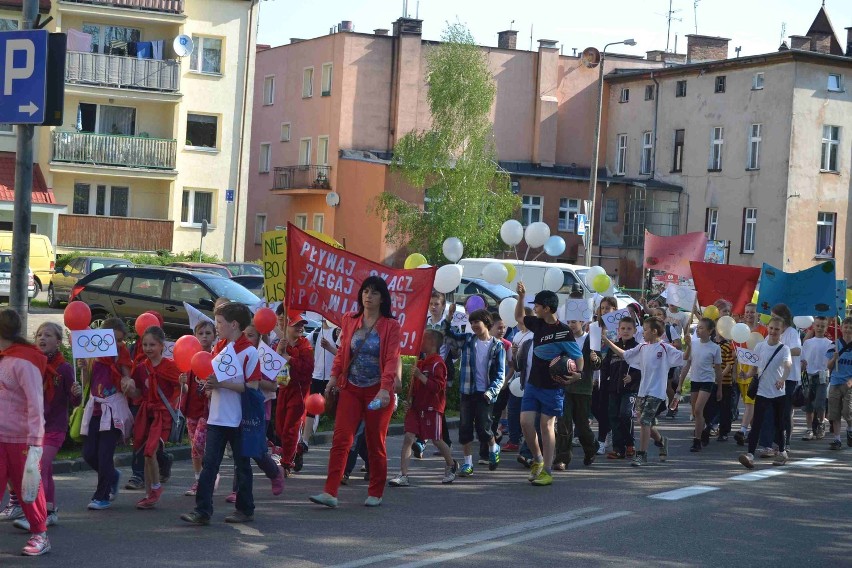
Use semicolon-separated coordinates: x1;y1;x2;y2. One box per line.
521;382;565;418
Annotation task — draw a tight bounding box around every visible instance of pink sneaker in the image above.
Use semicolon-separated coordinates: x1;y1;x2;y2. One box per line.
271;466;285;496
225;491;237;503
22;533;50;556
184;481;199;496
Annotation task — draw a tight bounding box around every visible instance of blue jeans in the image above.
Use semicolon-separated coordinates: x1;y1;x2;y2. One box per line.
757;380;795;447
507;392;522;444
195;424;254;519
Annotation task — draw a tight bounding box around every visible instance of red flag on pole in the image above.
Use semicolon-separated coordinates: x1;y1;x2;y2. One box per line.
690;261;761;314
643;231;707;278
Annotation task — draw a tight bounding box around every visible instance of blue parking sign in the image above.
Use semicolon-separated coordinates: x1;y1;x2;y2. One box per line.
0;30;48;124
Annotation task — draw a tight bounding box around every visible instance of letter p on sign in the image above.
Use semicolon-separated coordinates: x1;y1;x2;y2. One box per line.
4;39;34;95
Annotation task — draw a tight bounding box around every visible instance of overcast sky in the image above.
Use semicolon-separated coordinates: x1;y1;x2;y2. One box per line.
257;0;851;58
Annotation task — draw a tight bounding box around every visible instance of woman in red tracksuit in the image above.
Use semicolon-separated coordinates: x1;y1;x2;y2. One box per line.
275;312;314;474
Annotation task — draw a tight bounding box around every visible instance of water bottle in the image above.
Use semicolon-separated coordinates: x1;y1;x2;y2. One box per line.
368;398;383;410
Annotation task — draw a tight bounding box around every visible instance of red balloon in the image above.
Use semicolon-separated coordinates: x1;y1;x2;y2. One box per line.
305;393;326;416
253;307;277;334
173;335;202;372
191;351;214;379
134;313;159;337
64;301;92;331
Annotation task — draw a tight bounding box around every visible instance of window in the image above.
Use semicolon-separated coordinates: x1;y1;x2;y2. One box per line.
558;198;580;232
259;143;271;173
640;131;653;174
313;214;324;233
827;74;842;92
619;88;629;103
615;134;627;175
0;19;19;31
816;212;836;257
747;123;762;170
604;198;618;222
672;129;685;172
299;138;312;165
0;123;13;134
317;136;329;166
644;85;655;100
263;76;275;105
705;208;719;240
302;67;314;98
117;273;167;299
190;36;222;74
752;72;764;90
181;189;214;226
72;183;129;217
709;126;724;171
676;80;687;97
82;23;141;56
186;113;218;149
254;214;267;245
520;195;542;226
821;125;840;172
77;103;136;135
715;76;726;93
742;208;757;253
321;63;333;96
294;214;308;230
168;275;209;304
280;123;291;142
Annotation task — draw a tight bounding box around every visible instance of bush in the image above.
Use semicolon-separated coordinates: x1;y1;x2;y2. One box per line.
56;249;222;272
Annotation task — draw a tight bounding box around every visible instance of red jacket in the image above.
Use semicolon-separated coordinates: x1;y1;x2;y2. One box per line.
331;313;401;393
280;336;314;391
134;357;181;410
411;354;447;413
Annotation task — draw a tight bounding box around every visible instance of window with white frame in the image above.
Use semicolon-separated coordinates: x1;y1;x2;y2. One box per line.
827;73;842;92
644;85;654;100
299;138;312;165
190;36;222;74
821;125;840;172
640;131;653;174
816;212;835;257
263;76;275;105
294;214;308;230
615;134;628;175
705;208;719;240
186;113;218;149
604;198;618;222
321;63;333;96
317;136;329;165
752;72;764;90
709;126;724;170
181;189;214;226
521;195;542;226
0;123;13;134
742;208;757;253
0;18;19;31
280;123;291;142
302;67;314;98
313;213;324;233
73;183;129;217
259;143;271;173
558;198;580;232
619;88;629;103
747;123;762;170
254;214;267;245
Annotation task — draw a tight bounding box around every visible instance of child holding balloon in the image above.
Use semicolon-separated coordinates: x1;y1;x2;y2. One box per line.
181;320;216;497
275;313;315;474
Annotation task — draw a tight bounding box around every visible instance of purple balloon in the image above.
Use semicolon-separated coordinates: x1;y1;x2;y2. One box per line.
465;295;486;313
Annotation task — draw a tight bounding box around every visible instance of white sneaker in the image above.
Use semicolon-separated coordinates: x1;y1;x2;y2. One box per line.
0;504;23;521
387;474;409;487
738;453;755;469
12;516;30;531
46;510;58;527
364;496;382;507
772;451;788;466
596;441;606;455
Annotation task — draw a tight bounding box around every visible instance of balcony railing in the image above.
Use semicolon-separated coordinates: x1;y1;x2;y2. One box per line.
58;214;174;251
52;131;177;171
60;0;185;14
272;165;332;191
66;52;180;92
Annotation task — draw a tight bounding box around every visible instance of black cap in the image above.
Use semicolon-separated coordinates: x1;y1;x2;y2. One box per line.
533;290;559;312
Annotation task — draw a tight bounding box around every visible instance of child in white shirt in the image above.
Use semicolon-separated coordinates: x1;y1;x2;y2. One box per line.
801;316;833;440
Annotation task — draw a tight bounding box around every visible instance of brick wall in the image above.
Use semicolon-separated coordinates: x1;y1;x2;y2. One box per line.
498;30;518;50
686;34;730;62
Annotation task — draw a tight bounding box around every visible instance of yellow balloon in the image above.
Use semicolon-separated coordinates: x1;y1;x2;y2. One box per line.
759;313;771;324
404;253;427;270
751;290;759;304
846;288;852;307
306;230;343;249
592;273;612;293
703;305;720;320
503;263;516;283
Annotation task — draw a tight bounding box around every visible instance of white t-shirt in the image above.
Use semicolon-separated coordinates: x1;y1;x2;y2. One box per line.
474;339;490;392
687;339;722;383
208;342;257;428
574;332;588;353
312;327;338;380
753;341;792;398
780;326;803;383
667;310;691;336
623;342;685;400
801;336;832;374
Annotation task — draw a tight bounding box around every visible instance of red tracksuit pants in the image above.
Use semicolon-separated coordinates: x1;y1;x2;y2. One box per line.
0;443;47;534
275;384;308;468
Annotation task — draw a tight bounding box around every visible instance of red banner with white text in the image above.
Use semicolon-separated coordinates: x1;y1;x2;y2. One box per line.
285;225;437;355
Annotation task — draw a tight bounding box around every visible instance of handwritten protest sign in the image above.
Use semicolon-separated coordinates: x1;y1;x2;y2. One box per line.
261;230;288;303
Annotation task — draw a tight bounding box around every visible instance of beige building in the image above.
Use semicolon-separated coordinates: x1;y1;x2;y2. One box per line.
0;0;257;268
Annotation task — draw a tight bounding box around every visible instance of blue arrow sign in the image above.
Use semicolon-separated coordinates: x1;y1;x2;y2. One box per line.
0;29;48;125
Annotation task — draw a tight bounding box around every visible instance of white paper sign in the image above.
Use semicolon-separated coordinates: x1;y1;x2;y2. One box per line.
602;308;632;332
71;329;118;359
249;300;282;315
736;347;760;366
163;341;175;359
560;299;594;323
183;302;214;331
212;344;242;383
451;310;470;330
589;322;602;351
257;340;288;381
665;283;697;312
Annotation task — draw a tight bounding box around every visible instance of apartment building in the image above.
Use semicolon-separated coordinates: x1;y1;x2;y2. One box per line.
0;0;257;261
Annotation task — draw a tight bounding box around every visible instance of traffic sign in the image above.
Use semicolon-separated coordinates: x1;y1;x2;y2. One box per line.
576;214;587;236
225;189;235;203
0;29;48;125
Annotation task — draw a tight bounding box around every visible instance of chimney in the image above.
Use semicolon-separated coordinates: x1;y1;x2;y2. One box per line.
846;27;852;56
810;32;832;54
662;52;687;64
392;17;423;36
340;20;354;32
290;38;305;44
538;39;558;50
374;28;389;36
497;30;518;50
646;50;665;61
686;34;730;63
789;35;810;50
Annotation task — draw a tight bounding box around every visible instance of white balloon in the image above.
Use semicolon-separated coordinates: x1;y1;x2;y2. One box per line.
482;262;509;285
716;316;736;339
509;376;524;397
500;220;524;246
450;264;464;278
730;323;751;343
542;266;564;292
793;316;814;329
433;264;462;294
584;266;606;289
499;297;518;326
442;237;464;263
524;222;551;249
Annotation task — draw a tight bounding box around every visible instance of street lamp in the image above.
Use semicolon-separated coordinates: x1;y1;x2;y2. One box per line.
585;38;636;268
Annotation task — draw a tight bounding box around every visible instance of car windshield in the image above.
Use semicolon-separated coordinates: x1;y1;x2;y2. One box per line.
0;256;10;273
92;260;131;271
198;275;261;304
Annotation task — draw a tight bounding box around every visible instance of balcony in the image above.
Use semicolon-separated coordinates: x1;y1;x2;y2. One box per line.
60;0;184;14
51;131;177;172
58;214;174;252
271;165;332;195
66;52;180;93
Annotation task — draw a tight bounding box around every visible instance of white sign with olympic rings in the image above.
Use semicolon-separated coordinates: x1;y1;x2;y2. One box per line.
71;329;118;359
212;344;242;383
257;340;288;381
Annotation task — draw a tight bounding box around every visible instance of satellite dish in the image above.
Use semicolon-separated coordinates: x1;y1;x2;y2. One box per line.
580;47;601;68
173;35;194;58
325;191;340;207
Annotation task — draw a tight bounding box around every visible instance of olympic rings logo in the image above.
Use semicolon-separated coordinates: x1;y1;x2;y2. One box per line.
216;353;238;377
739;351;759;365
261;352;282;372
76;333;116;354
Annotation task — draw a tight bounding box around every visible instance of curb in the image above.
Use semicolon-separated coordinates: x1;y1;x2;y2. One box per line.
52;417;461;475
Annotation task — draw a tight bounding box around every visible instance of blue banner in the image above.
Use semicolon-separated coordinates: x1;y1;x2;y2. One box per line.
838;280;847;318
757;262;836;317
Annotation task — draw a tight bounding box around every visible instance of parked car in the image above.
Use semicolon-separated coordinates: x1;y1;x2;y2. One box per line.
452;277;518;314
232;275;263;298
0;253;36;306
0;231;55;295
48;256;134;308
69;266;260;338
219;262;262;276
167;262;232;278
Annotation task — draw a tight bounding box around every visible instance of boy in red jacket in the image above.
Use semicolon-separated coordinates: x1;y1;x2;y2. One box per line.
389;329;458;486
274;311;314;474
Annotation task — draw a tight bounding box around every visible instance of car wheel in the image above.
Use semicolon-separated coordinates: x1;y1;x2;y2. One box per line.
47;285;60;309
90;310;111;330
33;280;41;297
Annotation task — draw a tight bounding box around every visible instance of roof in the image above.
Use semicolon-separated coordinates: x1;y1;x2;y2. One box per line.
807;6;844;56
0;152;55;204
498;161;683;192
0;0;51;12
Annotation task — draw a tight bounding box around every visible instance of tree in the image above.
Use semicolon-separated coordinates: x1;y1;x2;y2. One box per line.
375;23;519;263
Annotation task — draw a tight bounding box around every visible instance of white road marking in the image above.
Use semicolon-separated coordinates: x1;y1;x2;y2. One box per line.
648;485;719;500
790;457;836;468
729;468;787;482
228;523;263;537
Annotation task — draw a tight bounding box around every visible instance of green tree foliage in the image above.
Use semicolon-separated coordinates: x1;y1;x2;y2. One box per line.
375;23;519;263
